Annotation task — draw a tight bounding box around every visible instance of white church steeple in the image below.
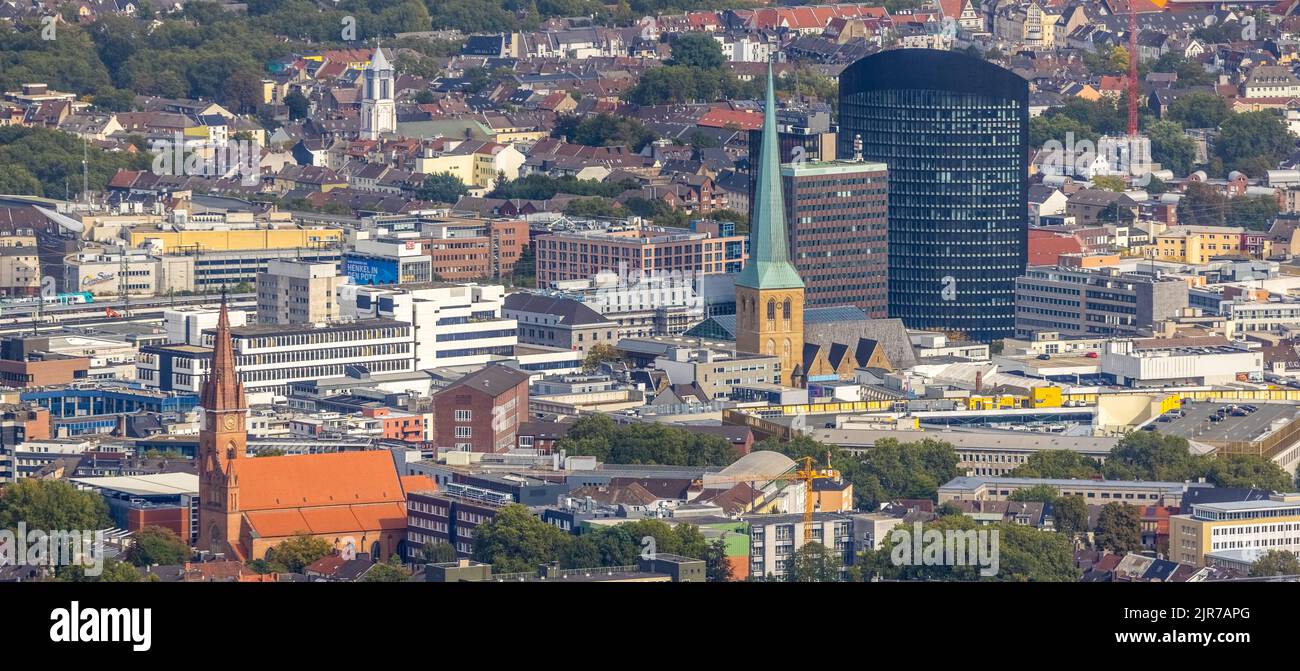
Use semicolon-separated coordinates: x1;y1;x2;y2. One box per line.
361;45;396;140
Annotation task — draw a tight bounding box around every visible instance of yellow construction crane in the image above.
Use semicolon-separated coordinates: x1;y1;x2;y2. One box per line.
790;453;841;544
698;451;841;545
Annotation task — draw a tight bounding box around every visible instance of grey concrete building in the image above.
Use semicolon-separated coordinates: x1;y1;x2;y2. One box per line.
503;292;619;356
1014;265;1188;338
256;259;344;325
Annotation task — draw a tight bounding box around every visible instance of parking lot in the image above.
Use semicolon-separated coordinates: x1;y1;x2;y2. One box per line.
1154;400;1299;443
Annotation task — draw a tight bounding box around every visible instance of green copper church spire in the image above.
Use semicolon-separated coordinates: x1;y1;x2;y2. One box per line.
735;61;804;290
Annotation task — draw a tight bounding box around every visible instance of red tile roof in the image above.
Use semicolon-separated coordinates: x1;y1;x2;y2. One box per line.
696;107;764;131
1028;229;1084;265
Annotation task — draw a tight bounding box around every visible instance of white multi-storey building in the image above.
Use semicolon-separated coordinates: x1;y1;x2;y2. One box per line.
1100;340;1263;387
1220;300;1300;336
137;319;414;400
343;283;518;370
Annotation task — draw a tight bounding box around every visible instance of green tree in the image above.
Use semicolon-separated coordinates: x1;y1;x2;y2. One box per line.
1147;120;1197;176
264;533;332;573
936;501;966;517
668;32;725;69
489;173;637;200
1228;195;1279;231
363;554;411;582
1103;431;1204;482
1203;454;1292;492
416;171;469;204
123;526;191;566
582;342;624;372
472;504;572;573
1175;59;1215;87
1092;175;1127;192
60;558;147;582
512;244;536;288
557;414;738;467
1011;450;1102;479
1053;495;1089;538
858;515;1078;581
563;197;626;218
0;125;149;199
1167;92;1229;128
705;537;734;582
421;540;457;563
284;90;310;120
1177;181;1229;227
0;164;44;196
1214;111;1296;176
1029;113;1097;149
1095;502;1142;554
1008;484;1061;503
1249;549;1300;577
787;541;839;582
759;434;959;510
559;112;658;151
0;478;111;533
1099;201;1136;224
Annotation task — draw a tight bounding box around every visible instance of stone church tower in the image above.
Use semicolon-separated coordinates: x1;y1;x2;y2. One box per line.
735;63;806;387
361;46;396;140
197;292;247;558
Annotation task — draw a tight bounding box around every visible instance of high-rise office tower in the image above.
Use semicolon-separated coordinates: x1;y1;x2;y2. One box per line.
781;151;888;317
839;49;1028;340
746;104;888;316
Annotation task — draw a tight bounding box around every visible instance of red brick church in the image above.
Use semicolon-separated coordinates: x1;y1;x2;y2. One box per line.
197;294;433;561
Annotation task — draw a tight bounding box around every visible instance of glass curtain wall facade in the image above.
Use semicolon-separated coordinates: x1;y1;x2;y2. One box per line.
838;49;1028;340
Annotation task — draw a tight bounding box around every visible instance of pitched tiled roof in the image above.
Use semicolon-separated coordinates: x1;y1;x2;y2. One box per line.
232;450;409;511
504;292;613;326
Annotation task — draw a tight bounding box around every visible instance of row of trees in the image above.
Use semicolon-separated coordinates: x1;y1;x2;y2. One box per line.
556;414;740;466
1011;431;1295;492
0;126;151;199
761;434;962;510
473;505;733;580
998;484;1141;555
488;173;640;201
1031;93;1295;183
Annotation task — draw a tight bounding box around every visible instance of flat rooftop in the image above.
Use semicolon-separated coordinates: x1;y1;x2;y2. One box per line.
227;318;407;337
941;476;1189;493
1193;497;1300;513
1153;400;1299;444
71;472;199;496
814;427;1119;453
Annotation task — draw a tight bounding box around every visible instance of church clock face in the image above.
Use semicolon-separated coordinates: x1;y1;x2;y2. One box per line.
223;415;237;431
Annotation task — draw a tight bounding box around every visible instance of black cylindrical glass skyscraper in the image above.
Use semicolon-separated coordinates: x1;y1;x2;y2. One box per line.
839;49;1028;341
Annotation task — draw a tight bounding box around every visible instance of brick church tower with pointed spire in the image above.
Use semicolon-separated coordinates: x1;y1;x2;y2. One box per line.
735;63;806;387
197;291;247;557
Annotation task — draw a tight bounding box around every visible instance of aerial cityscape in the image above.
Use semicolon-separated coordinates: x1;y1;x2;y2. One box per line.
3;0;1300;616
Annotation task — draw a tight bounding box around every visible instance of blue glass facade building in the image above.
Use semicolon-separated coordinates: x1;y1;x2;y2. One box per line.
838;49;1028;340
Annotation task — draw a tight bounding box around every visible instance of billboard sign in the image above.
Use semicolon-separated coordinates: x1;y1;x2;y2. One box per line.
343;255;399;285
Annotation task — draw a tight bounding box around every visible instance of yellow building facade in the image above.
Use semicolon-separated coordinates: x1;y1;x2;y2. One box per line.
130;227;344;253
